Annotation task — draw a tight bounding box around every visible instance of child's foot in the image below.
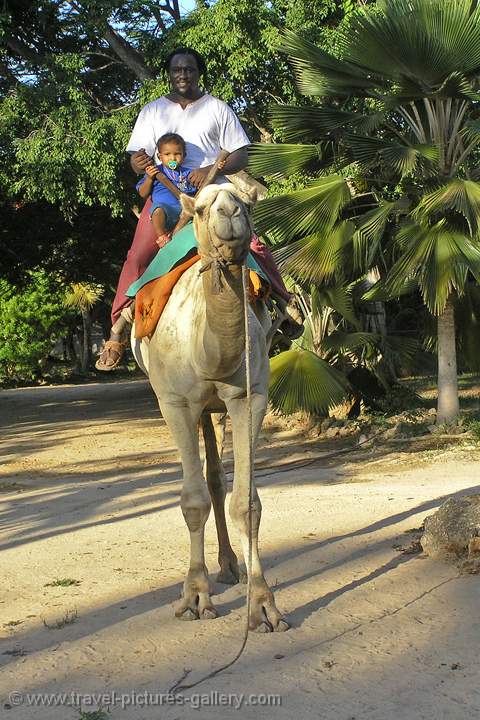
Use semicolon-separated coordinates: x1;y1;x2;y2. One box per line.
156;233;172;249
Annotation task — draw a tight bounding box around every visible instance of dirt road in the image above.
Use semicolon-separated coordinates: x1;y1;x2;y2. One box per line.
1;380;479;719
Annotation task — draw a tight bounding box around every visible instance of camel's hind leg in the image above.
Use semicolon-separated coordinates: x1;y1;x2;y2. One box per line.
159;401;217;621
201;413;241;585
224;394;289;633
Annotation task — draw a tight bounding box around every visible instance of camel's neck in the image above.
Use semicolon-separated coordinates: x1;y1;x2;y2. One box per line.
198;263;246;378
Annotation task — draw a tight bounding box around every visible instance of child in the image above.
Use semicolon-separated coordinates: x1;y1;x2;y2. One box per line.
136;132;197;247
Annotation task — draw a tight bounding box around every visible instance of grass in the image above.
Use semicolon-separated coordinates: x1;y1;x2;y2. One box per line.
403;372;480;411
77;711;109;720
42;608;77;629
44;578;80;587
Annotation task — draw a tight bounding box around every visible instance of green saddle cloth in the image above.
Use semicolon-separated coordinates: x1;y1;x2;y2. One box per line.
126;222;267;298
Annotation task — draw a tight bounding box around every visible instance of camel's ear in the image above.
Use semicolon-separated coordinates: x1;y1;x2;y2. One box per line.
180;193;196;217
243;186;257;208
234;186;257;210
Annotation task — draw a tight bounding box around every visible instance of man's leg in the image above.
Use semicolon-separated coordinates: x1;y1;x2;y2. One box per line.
249;234;304;338
249;234;291;302
110;199;158;326
96;200;158;371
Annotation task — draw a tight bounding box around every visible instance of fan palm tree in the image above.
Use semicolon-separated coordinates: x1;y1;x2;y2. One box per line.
250;0;480;423
269;278;418;416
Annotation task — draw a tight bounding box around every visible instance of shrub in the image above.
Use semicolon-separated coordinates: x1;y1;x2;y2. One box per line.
0;271;69;384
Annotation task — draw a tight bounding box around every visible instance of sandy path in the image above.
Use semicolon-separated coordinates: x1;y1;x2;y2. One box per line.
0;380;479;720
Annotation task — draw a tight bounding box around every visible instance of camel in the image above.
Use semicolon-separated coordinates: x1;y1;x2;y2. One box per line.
131;183;288;632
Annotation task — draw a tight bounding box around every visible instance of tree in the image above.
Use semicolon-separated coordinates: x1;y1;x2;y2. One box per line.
64;282;104;371
250;0;480;423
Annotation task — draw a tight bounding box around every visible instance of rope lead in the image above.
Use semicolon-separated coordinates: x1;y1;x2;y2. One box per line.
169;262;254;695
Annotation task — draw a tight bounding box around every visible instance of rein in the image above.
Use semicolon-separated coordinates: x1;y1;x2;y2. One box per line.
170;204;255;696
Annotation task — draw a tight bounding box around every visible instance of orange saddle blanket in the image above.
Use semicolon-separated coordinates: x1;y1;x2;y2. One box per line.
134;255;268;339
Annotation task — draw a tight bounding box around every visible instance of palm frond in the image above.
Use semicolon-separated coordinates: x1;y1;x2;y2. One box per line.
413;179;480;234
253;175;351;241
385;221;480;314
278;29;381;98
274;222;354;282
433;71;480;101
352;200;401;272
315;282;360;327
341;0;480;90
269;348;350;415
320;330;381;355
269;105;359;142
346;134;438;177
248;143;320;179
64;282;104;311
363;277;418;301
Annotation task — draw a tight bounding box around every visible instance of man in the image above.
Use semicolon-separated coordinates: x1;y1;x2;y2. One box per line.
96;47;301;371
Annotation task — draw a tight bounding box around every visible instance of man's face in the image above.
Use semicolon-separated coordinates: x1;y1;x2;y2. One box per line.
168;54;200;97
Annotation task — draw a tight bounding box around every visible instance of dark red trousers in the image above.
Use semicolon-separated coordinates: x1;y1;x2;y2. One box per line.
111;199;290;325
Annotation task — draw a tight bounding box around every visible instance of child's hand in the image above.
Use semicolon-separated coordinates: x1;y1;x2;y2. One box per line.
217;159;226;170
145;165;159;178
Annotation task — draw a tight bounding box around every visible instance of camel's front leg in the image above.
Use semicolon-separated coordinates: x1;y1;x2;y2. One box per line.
201;413;241;585
225;394;289;633
159;401;217;621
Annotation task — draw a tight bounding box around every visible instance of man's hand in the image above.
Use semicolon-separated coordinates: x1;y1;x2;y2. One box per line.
188;165;214;190
130;148;153;174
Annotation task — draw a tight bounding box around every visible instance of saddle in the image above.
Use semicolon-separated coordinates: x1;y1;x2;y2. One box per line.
127;223;270;339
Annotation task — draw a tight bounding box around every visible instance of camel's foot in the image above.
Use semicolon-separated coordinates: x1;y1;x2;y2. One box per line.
216;552;241;585
175;567;218;621
248;578;289;633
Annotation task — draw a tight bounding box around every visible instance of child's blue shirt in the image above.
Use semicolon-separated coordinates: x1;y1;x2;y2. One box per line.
136;164;197;209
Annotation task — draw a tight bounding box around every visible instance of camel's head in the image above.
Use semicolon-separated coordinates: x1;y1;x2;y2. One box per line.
180;184;256;265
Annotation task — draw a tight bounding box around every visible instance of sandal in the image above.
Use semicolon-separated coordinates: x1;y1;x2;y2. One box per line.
95;339;128;372
281;295;305;340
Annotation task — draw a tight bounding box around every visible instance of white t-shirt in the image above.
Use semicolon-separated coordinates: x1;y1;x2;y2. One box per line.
126;93;250;168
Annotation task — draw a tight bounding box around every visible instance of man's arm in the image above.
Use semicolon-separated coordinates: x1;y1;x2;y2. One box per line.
219;146;249;174
130;148;154;175
188;146;249;189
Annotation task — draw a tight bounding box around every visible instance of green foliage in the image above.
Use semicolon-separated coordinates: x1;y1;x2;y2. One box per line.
249;0;480;419
45;578;81;587
65;283;104;312
465;414;480;439
77;710;109;720
376;384;426;413
0;272;68;383
267;277;419;415
252;0;480;317
269;348;349;415
455;283;480;371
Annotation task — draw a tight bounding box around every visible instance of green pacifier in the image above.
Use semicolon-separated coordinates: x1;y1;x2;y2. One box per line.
167;160;178;169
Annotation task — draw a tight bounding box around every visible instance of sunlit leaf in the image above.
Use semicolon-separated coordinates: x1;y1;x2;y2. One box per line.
269;348;349;415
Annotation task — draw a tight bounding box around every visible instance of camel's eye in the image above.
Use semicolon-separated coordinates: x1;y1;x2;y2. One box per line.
195;206;204;218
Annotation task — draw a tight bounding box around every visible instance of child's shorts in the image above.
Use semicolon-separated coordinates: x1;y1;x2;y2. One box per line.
149;202;181;231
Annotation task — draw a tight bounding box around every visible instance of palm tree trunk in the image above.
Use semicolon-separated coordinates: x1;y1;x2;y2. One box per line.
436;296;459;424
80;309;92;372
